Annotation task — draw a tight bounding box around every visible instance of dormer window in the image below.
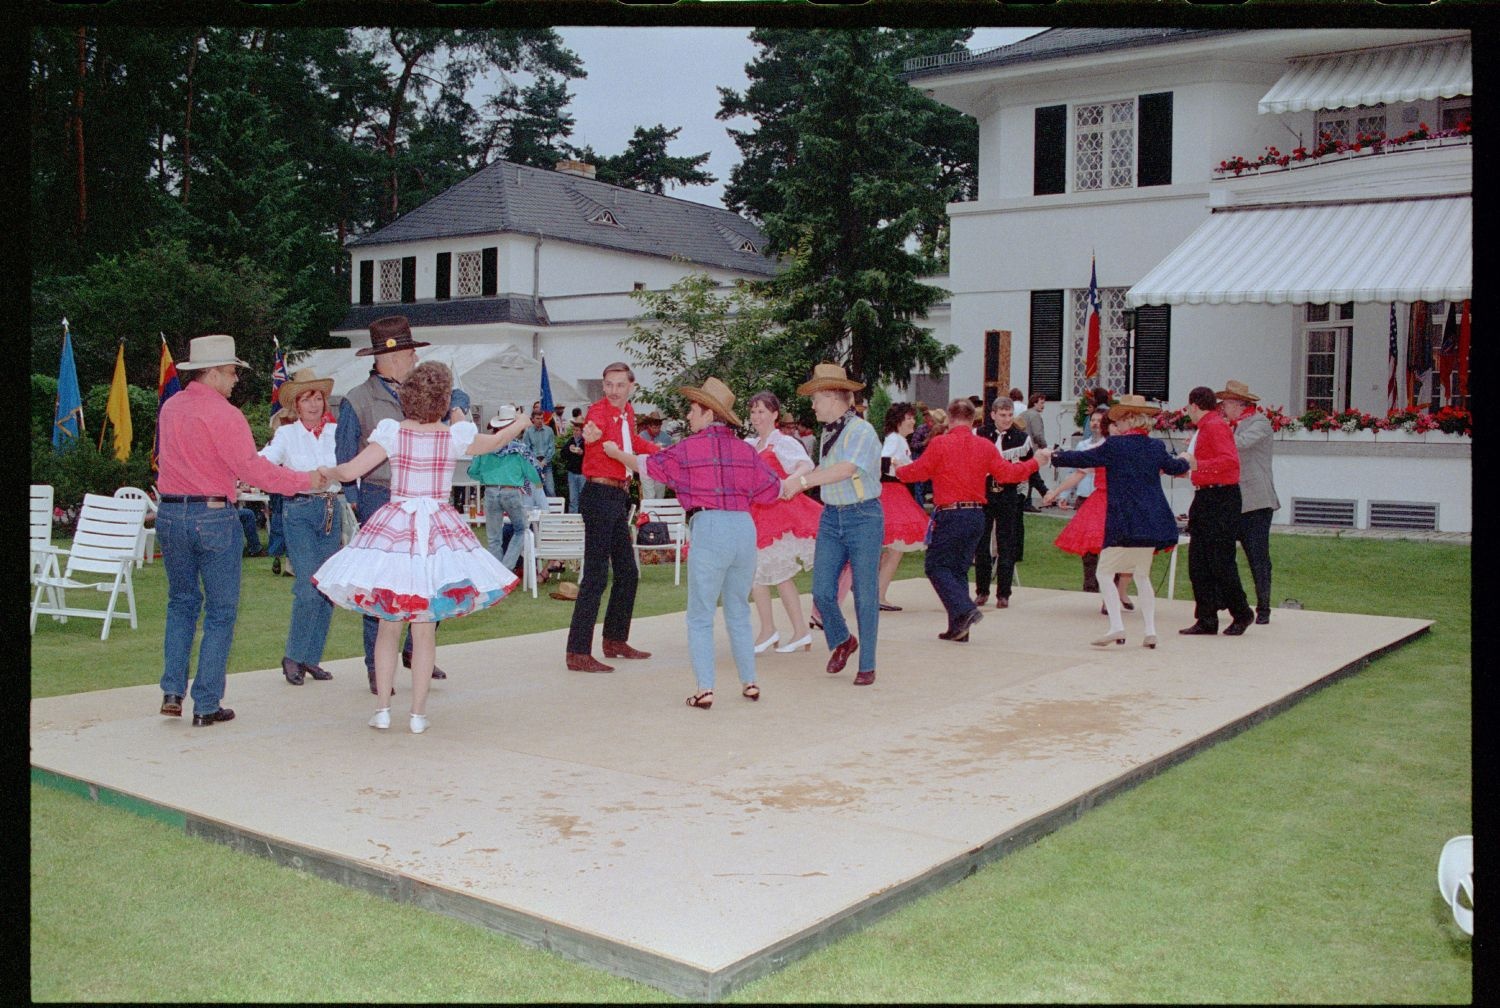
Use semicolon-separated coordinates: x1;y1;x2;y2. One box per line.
589;209;620;227
736;239;759;254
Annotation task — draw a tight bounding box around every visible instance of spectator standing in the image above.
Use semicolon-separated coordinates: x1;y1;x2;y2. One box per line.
636;407;674;501
522;407;558;497
1018;392;1050;509
562;409;587;512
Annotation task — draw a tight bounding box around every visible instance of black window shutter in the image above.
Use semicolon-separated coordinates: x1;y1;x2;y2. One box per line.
434;252;451;301
1033;105;1067;196
400;256;416;303
358;260;373;305
481;246;498;296
1028;290;1064;400
1137;92;1173;188
1132;304;1171;400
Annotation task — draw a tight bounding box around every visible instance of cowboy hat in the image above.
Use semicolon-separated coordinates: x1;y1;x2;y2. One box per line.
176;334;250;371
549;580;579;602
678;377;742;428
1215;379;1261;403
356;315;431;357
277;367;334;406
795;362;865;396
637;406;665;423
489;403;521;429
1107;393;1162;421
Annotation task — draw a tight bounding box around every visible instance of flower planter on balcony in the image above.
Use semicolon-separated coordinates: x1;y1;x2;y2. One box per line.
1425;431;1470;444
1279;429;1326;441
1329;429;1377;442
1375;429;1427;444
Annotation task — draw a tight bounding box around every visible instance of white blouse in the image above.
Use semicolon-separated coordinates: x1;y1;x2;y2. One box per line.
745;429;812;475
881;432;913;467
259;420;340;492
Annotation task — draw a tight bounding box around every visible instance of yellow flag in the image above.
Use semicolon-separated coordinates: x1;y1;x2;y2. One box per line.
104;342;133;462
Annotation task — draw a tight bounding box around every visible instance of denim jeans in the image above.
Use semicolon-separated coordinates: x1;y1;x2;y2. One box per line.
266;493;287;558
352;482;423;668
927;507;985;631
566;471;586;513
812;497;884;673
281;493;343;665
237;506;262;554
157;502;242;715
684;511;758;691
484;485;531;569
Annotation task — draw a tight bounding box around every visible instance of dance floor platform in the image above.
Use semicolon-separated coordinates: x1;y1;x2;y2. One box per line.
30;582;1429;1000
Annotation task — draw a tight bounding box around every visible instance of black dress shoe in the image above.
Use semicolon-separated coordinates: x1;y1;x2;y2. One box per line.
954;606;984;636
300;662;333;681
1179;623;1218;635
192;707;235;726
1255;612;1271;625
281;656;305;685
270;557;281;576
1223;614;1254;636
160;694;183;717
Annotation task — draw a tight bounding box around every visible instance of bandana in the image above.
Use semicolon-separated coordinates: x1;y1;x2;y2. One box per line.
820;408;858;458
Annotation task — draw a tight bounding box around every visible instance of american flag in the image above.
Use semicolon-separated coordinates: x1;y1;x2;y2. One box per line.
270;337;289;414
1386;303;1398;411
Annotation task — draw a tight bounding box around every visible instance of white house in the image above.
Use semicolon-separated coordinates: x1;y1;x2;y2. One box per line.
332;158;778;407
904;27;1471;532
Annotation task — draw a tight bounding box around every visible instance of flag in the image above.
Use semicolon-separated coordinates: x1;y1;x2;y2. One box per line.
1436;302;1460;404
538;351;555;424
100;340;133;461
1083;254;1101;381
1386;303;1399;411
1406;301;1430;407
270;336;289;414
53;319;85;450
1458;298;1471;403
152;333;182;472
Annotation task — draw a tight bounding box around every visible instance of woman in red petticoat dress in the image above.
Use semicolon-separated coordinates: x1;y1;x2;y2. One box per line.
314;362;524;734
875;402;931;611
1044;406;1133;613
743;391;822;654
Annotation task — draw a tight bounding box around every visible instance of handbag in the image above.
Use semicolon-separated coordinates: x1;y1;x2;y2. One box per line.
636;512;672;546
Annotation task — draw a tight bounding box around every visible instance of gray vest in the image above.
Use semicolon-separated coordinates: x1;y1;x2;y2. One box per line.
344;371;404;489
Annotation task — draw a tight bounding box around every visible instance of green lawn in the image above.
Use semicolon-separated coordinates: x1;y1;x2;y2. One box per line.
30;523;1471;1002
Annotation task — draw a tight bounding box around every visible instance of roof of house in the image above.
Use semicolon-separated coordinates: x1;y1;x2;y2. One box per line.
346;160;778;277
903;27;1239;81
331;295;545;335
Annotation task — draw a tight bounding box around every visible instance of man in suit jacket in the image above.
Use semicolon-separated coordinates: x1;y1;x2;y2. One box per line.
1218;380;1280;625
971;397;1032;609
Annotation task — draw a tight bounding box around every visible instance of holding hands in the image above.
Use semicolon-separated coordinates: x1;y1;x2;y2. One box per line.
779;475;803;500
1032;446;1054;468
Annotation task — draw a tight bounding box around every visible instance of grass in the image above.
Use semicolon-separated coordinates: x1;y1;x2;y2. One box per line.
30;519;1471;1002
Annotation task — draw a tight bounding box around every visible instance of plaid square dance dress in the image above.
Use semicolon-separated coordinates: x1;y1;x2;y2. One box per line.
313;419;517;621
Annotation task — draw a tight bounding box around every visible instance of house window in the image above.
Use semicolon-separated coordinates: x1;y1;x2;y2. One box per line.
378;258;403;303
1301;303;1353;413
1028;290;1064;401
1305;302;1354;324
632;282;645;291
1074;100;1136;191
1440;96;1471;130
457;251;483;297
1316;105;1386;146
1069;286;1129;396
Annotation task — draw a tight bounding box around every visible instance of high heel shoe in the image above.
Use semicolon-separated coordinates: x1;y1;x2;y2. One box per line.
1091;631;1127;647
1142;634;1158;649
809;615;823;631
753;632;780;654
776;633;813;653
742;683;760;701
686;690;714;710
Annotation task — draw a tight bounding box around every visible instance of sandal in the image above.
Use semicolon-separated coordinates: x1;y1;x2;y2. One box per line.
686;690;714;709
742;683;760;702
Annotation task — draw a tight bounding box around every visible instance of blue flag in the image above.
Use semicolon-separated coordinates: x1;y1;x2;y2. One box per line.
539;352;555;423
53;320;85;450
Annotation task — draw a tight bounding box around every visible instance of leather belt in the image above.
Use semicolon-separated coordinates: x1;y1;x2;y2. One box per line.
159;494;227;504
587;476;629;490
934;501;984;511
1196;482;1237;489
292;491;340;499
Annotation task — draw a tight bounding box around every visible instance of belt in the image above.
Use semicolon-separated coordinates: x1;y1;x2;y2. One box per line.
292;491;340;499
1196;482;1237;489
683;507;722;522
587;476;629;490
934;501;984;511
159;494;227;504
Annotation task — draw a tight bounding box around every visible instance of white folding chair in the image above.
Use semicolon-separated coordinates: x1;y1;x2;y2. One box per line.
113;486;158;566
31;493;148;640
528;513;586;598
633;497;688;586
30;484;65;614
545;496;565;515
1438;835;1473;936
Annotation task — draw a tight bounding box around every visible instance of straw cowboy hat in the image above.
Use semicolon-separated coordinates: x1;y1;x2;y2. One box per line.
1215;379;1261;403
176;334;250;371
356;315;431;357
678;376;742;428
549;580;579;602
277;367;334;405
489;403;521;430
795;362;865;396
1107;393;1162;421
637;406;665;424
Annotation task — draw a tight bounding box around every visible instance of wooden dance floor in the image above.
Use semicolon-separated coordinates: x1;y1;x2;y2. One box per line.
30;581;1428;1000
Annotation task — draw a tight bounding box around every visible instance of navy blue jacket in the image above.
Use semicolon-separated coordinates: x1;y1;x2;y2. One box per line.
1052;432;1190;549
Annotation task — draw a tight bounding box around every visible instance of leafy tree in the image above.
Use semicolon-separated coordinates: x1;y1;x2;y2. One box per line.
584;125;715;195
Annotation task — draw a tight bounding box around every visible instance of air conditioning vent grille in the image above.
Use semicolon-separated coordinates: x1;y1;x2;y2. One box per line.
1291;498;1357;528
1368;500;1439;531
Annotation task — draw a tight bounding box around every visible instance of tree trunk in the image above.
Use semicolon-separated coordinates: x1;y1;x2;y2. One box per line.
180;32;201;204
72;27;86;241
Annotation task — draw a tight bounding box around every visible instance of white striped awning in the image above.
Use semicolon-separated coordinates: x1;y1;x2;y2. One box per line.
1126;196;1470;307
1258;38;1471;115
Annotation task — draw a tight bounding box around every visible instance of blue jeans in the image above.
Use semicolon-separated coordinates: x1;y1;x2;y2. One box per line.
566;471;586;513
484;485;531;569
812;497;884;674
237;506;262;554
684;511;758;692
352;482;425;668
266;493;287;557
158;502;242;715
927;507;985;631
281;493;343;665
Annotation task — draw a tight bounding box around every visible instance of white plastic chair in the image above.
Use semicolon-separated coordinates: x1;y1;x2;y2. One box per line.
113;486;158;566
30;485;64;614
1437;835;1473;936
31;493;149;640
633;498;688;586
545;495;565;515
526;513;586;598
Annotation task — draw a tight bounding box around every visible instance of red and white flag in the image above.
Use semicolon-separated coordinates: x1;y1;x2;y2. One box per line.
1084;254;1101;381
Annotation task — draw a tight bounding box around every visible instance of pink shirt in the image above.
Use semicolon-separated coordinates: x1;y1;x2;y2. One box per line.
157;381;314;500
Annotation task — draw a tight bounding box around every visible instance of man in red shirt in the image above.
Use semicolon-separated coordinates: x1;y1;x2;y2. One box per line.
896;399;1051;642
567;362;662;671
1180;385;1255;636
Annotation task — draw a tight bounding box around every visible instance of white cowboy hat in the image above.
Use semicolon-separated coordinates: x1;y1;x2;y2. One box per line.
177;334;250;371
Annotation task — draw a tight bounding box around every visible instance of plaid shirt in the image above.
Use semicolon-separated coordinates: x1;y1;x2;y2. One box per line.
644;423;780;512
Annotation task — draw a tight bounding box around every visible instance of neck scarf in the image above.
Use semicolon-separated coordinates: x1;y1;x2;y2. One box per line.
820;409;858;458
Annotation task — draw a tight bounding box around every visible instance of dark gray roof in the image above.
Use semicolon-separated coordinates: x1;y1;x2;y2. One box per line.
904;28;1239;81
332;295;545;334
347;160;778;277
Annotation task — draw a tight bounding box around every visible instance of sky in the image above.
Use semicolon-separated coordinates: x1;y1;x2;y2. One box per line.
553;27;1045;211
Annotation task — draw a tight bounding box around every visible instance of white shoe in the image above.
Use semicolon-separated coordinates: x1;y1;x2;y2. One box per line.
753;632;780;654
410;712;429;734
368;707;390;730
775;633;813;653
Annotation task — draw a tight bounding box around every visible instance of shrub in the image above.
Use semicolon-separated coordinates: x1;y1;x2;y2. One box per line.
32;433;155;510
